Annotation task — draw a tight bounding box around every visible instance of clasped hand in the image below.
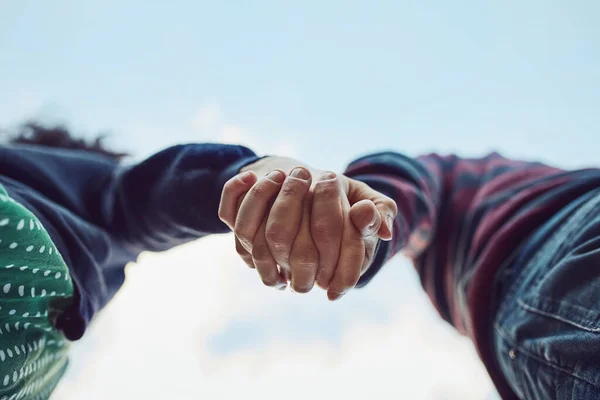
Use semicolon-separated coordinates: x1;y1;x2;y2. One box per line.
218;156;397;301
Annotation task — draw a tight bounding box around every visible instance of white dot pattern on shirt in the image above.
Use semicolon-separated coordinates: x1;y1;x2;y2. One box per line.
0;192;74;399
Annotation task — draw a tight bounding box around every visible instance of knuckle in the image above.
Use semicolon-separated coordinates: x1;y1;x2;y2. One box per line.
290;247;318;270
265;223;291;248
314;180;339;196
252;244;272;263
311;218;340;239
355;180;370;191
248;184;269;199
233;225;249;242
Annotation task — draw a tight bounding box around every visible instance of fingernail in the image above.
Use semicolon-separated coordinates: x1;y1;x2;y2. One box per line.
266;170;285;183
386;215;394;232
277;283;287;291
320;171;336;181
239;171;253;184
290;168;310;180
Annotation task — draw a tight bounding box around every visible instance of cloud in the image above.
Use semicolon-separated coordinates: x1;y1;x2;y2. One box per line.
47;102;494;400
191;102;223;131
116;102;299;162
52;235;494;400
190;102;300;158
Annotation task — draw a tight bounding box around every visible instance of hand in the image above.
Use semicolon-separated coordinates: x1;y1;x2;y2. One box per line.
218;156;397;300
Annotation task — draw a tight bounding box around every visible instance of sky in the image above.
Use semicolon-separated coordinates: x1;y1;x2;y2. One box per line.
0;1;599;399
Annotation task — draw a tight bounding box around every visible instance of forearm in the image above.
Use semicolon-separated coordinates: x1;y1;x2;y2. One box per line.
342;152;441;288
0;142;260;253
348;150;571;291
346;151;442;257
104;143;261;252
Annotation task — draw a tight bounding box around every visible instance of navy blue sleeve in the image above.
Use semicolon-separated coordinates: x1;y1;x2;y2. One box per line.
101;144;261;252
0;143;260;340
1;143;260;252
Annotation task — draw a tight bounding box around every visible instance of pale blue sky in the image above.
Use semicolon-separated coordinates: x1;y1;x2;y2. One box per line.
1;1;599;169
0;3;599;397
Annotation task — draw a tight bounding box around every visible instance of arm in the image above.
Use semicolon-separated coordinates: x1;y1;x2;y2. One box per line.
1;142;261;340
0;143;260;252
102;143;261;252
345;151;445;287
345;151;561;289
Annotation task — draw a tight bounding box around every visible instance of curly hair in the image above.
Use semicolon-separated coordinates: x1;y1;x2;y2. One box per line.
6;122;128;162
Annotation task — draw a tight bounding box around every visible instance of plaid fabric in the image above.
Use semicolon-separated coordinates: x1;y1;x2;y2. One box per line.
346;151;600;392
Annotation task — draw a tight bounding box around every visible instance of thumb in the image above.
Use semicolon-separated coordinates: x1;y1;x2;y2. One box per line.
349;200;381;238
374;202;396;241
347;179;398;241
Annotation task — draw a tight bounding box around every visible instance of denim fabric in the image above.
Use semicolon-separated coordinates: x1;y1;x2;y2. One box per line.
493;191;600;399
